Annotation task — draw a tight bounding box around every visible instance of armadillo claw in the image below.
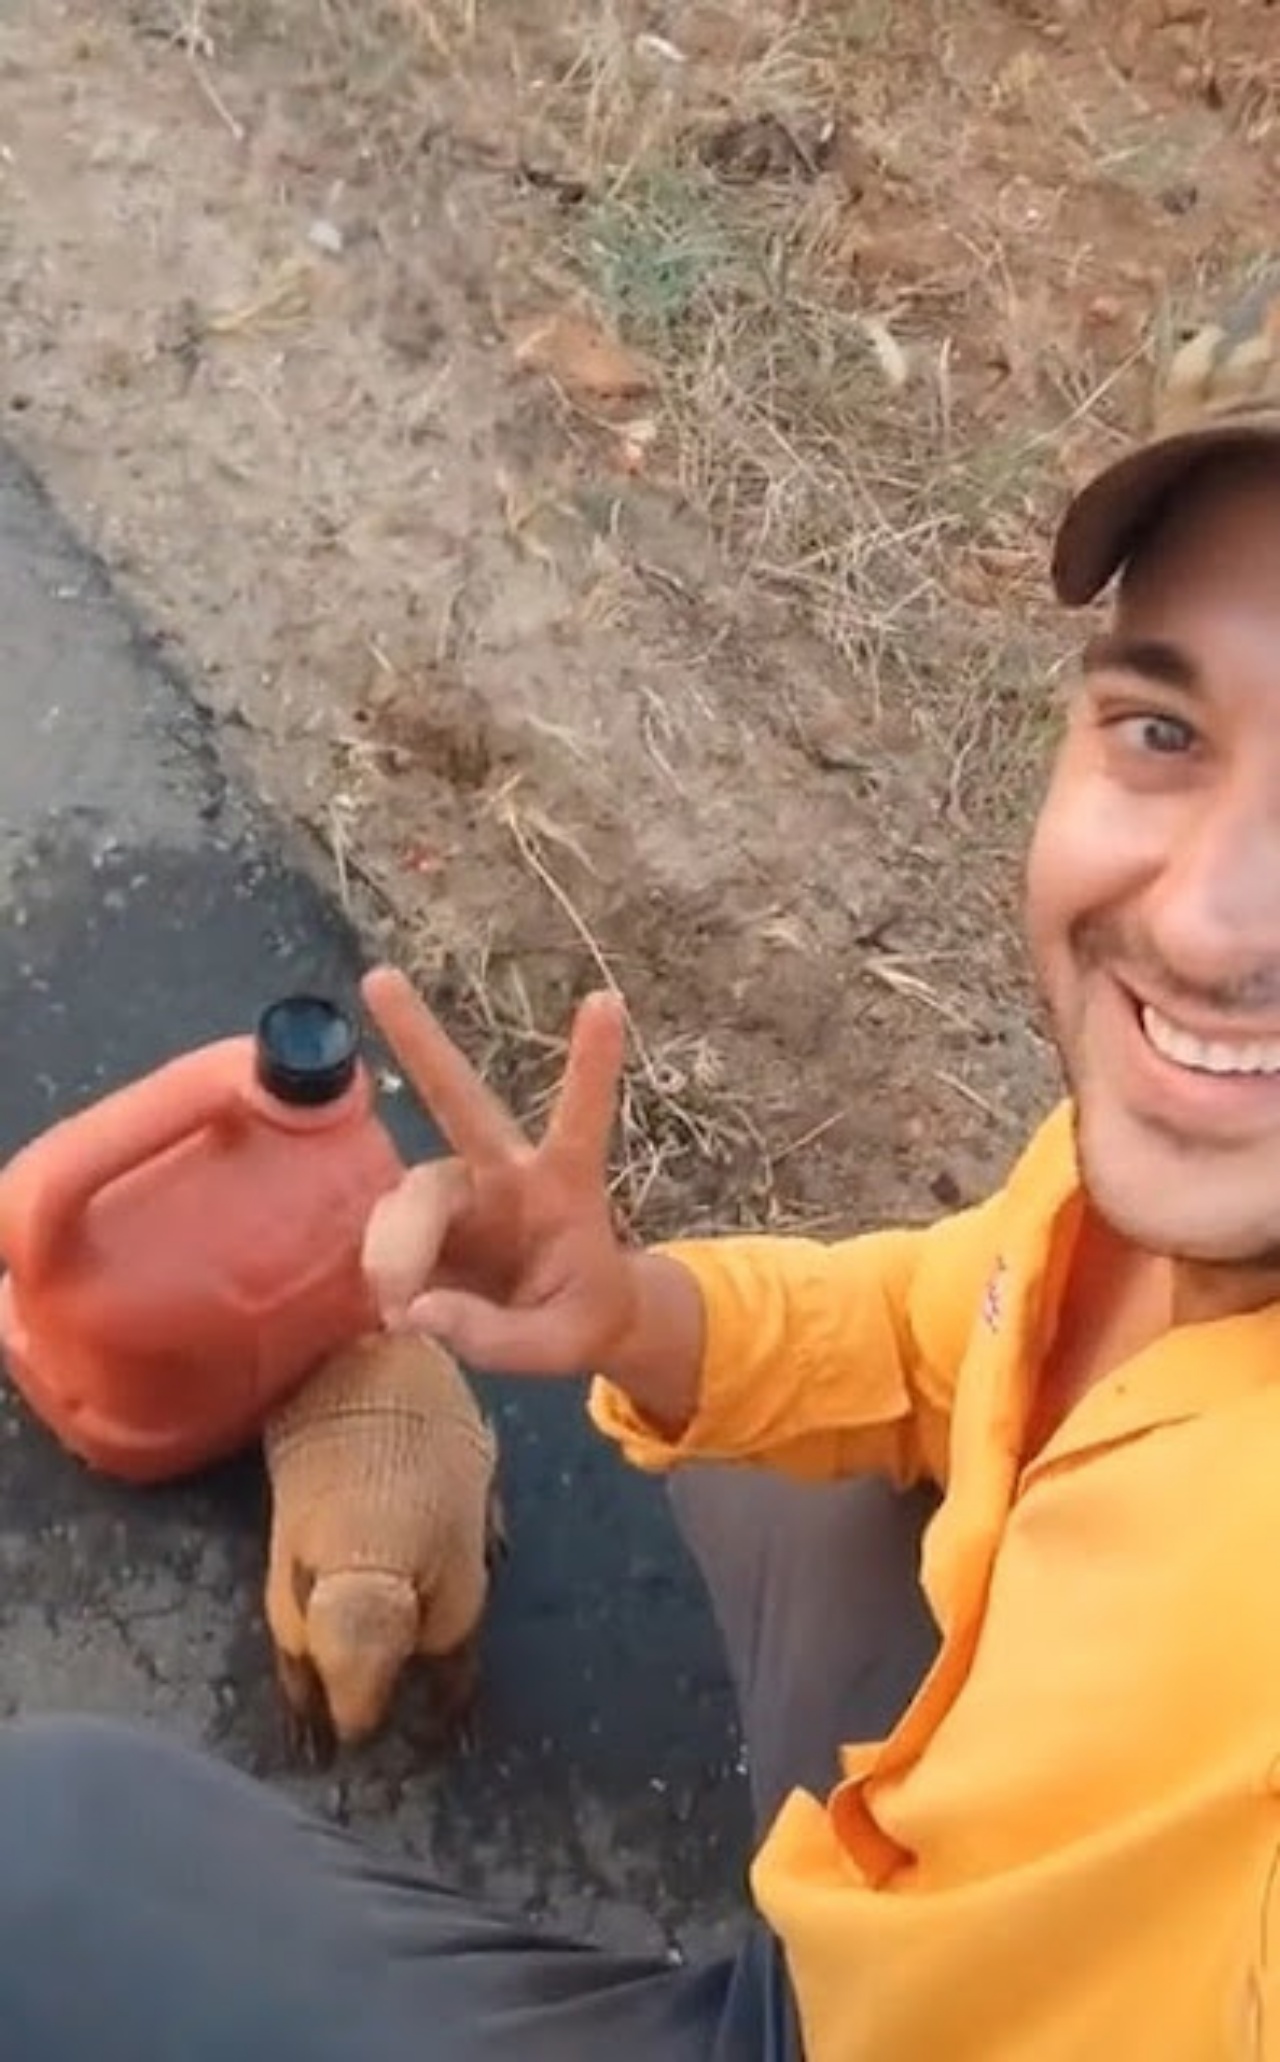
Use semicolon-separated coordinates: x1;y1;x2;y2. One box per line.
275;1651;338;1770
283;1702;339;1772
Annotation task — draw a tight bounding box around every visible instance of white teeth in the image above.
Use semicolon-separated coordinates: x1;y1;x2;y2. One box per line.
1141;1004;1280;1077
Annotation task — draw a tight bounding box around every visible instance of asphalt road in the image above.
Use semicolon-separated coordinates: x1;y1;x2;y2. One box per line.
0;443;748;1959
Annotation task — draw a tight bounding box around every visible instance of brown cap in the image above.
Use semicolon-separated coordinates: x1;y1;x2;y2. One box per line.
1052;266;1280;608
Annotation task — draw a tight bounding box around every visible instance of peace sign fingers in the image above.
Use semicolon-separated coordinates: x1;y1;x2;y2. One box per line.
540;989;628;1180
361;966;529;1168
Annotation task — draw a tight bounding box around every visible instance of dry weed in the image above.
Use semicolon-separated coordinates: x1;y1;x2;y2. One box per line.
327;754;793;1238
568;154;1068;834
485;776;782;1235
207;0;1128;843
392;923;788;1240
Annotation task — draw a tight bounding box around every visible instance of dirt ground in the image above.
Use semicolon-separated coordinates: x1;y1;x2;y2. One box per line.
1;0;1277;1239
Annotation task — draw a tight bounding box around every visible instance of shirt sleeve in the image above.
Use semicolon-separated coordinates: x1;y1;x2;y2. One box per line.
586;1192;1008;1490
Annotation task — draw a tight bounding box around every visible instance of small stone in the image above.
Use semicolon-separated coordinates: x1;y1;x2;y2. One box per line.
1159;181;1199;217
307;218;344;257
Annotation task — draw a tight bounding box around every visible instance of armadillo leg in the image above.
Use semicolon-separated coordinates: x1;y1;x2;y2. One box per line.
484;1478;509;1570
422;1633;482;1752
275;1649;337;1770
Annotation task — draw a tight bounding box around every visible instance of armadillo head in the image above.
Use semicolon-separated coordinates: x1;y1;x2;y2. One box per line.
304;1569;420;1746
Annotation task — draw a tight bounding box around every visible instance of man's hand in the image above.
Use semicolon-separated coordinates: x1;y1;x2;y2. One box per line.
359;968;704;1434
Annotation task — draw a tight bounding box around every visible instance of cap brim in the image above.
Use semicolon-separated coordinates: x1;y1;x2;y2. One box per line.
1051;420;1280;608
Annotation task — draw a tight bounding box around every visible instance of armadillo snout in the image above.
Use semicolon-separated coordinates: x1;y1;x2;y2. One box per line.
306;1570;420;1744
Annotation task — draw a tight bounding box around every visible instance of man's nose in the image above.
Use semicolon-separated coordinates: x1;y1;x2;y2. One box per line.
1143;787;1280;1005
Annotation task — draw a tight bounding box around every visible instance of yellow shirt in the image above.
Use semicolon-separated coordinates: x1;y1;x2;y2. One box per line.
588;1102;1280;2060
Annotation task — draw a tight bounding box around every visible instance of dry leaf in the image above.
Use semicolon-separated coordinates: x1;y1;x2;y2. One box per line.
514;313;658;404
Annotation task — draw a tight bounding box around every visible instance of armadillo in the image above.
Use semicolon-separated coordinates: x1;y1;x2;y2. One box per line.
262;1330;505;1761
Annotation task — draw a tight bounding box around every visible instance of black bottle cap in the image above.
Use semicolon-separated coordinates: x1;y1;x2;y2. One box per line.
255;996;359;1107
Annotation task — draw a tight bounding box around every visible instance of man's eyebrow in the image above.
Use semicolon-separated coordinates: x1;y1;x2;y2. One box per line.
1080;633;1202;695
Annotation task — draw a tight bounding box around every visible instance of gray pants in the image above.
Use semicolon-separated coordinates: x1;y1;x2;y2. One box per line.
0;1465;938;2061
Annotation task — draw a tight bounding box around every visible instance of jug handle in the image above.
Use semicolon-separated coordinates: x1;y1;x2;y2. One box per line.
0;1044;247;1286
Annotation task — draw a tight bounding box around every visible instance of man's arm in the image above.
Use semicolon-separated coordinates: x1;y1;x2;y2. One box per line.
358;969;1074;1494
589;1193;1010;1491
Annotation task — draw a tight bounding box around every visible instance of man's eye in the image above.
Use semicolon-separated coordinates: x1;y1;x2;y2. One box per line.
1114;712;1197;757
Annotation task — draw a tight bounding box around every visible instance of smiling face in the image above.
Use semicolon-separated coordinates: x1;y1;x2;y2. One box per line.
1026;449;1280;1267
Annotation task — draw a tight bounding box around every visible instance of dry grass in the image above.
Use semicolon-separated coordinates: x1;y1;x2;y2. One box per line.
446;779;785;1238
203;0;1195;849
325;761;788;1238
396;932;787;1241
493;3;1130;843
585;187;1062;805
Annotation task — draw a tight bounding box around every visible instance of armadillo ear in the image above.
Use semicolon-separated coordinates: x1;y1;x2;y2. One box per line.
290;1558;317;1616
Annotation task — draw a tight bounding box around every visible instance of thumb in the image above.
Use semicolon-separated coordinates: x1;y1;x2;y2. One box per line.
363;1159;469;1328
404;1288;585;1378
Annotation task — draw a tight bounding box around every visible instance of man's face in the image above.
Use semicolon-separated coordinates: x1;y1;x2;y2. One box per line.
1026;454;1280;1265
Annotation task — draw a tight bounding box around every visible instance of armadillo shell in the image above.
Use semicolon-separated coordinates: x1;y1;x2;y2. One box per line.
263;1332;496;1579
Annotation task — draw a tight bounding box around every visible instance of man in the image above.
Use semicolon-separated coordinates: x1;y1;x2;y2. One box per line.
5;273;1280;2060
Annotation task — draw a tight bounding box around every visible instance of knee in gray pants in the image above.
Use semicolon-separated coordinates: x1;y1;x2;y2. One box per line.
667;1462;941;1837
0;1716;793;2062
0;1714;396;2062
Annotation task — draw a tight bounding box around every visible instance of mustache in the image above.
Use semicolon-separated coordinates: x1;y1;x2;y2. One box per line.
1071;913;1280;1019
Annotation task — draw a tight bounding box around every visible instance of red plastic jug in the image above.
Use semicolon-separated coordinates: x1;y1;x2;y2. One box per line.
0;995;405;1483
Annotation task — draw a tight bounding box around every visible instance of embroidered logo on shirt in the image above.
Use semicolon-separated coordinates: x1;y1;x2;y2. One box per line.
981;1258;1008;1332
